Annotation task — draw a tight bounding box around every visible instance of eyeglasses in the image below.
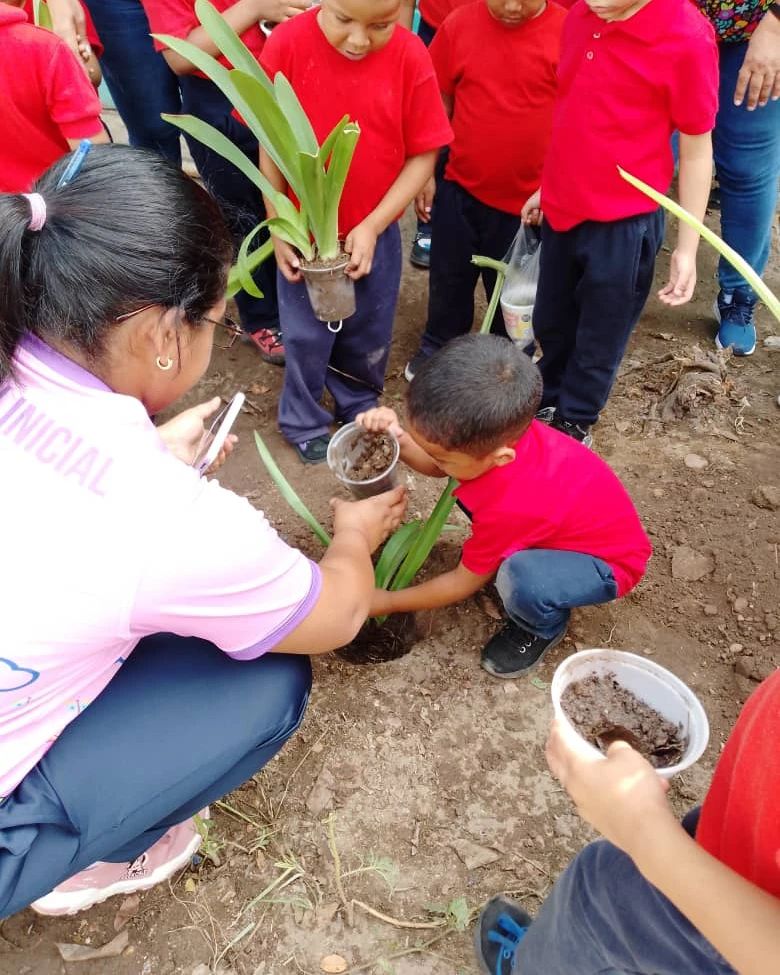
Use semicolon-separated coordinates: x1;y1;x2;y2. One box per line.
115;305;244;350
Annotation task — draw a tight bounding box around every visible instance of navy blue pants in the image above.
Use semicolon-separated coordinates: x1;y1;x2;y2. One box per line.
0;635;311;919
534;211;665;426
417;179;518;357
277;223;402;444
180;75;278;333
84;0;182;165
496;549;618;640
514;811;736;974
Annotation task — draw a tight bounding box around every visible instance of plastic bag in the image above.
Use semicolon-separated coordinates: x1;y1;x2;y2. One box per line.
500;225;541;347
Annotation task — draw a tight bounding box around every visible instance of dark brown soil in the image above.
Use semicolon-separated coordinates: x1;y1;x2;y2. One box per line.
336;612;417;664
300;250;349;271
561;672;687;768
347;432;396;482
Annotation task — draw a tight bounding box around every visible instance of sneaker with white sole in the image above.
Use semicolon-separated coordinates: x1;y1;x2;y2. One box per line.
31;809;208;916
714;288;756;357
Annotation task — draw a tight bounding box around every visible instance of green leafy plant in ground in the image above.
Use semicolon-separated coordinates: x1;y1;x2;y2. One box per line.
155;0;360;298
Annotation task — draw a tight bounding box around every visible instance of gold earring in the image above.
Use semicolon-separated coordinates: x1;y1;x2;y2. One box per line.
156;356;174;371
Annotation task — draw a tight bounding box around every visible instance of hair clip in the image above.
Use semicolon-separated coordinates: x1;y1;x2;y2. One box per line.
56;140;93;189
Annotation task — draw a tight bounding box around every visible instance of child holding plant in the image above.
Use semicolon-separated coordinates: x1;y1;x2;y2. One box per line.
259;0;453;464
358;334;651;678
405;0;566;379
521;0;719;447
0;0;107;192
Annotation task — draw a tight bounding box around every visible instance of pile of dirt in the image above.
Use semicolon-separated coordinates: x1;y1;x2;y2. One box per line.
560;672;687;768
336;612;417;664
347;432;396;482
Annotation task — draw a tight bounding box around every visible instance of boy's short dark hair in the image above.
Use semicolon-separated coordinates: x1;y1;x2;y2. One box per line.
407;334;542;455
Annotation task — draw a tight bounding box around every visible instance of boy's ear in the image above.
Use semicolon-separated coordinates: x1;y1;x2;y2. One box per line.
492;445;516;467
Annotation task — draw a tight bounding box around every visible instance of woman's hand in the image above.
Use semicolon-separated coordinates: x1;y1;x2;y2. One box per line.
272;237;303;283
345;220;379;279
157;397;238;474
330;485;407;553
734;12;780;109
545;718;676;858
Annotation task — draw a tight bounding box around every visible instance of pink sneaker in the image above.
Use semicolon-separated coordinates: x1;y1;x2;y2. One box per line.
31;808;208;916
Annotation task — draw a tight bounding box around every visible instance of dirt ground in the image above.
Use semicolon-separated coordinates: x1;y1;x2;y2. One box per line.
2;134;778;975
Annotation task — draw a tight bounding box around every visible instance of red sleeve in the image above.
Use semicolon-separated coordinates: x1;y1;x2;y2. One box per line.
80;1;103;58
696;671;780;897
668;18;718;135
142;0;199;52
45;41;103;140
258;23;285;78
401;36;453;157
428;16;456;97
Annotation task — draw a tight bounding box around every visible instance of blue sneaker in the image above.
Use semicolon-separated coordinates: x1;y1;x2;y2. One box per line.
715;288;757;357
474;895;531;974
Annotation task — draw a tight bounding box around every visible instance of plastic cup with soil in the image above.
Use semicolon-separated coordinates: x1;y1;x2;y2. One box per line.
326;422;401;500
300;253;356;323
551;649;709;779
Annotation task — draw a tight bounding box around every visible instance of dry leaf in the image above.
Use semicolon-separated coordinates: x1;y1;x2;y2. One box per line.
56;930;129;962
184;876;198;893
320;955;348;974
113;893;140;931
476;592;503;621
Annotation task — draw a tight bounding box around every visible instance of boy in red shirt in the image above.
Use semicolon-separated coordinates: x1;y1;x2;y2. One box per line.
474;670;780;974
260;0;453;463
0;0;107;193
522;0;718;447
359;334;651;677
405;0;567;379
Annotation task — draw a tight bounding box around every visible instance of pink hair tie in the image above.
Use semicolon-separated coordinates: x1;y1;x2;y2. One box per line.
22;193;47;232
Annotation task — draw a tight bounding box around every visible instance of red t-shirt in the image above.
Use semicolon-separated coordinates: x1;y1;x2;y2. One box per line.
261;10;453;236
697;671;780;897
0;5;103;193
541;0;718;231
143;0;265;71
419;0;477;30
454;420;651;593
431;1;566;214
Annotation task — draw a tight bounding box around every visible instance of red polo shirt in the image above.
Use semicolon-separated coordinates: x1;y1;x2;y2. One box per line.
419;0;478;30
697;671;780;897
0;5;103;193
143;0;265;71
431;1;566;214
454;420;651;594
261;9;453;236
541;0;718;231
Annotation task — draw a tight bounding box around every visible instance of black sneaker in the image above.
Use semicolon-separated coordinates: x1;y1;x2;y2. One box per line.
474;895;531;975
534;406;556;425
481;621;564;678
551;415;593;448
404;350;430;383
294;434;330;464
410;231;431;269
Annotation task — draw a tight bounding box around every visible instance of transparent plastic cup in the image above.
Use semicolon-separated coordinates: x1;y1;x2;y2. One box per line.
327;422;401;500
550;649;710;779
500;299;534;347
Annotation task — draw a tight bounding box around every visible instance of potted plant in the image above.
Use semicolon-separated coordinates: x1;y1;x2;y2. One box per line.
155;0;360;322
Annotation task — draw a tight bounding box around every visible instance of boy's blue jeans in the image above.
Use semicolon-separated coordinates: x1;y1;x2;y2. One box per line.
714;41;780;295
84;0;182;165
496;549;618;640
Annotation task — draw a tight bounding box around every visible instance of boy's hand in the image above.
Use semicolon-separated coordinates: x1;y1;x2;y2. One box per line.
272;236;303;283
255;0;311;23
330;486;407;553
521;188;543;226
345;220;378;279
414;178;436;223
355;406;404;439
369;587;397;618
658;248;696;306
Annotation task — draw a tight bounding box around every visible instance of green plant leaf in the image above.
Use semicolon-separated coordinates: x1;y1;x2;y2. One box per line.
235;226;268;298
318;114;351;167
320;122;360;259
389;479;457;591
261;216;314;260
34;0;53;29
254;433;331;547
227;236;273;298
274;73;319;156
195;0;274;86
618;167;780;323
472;256;508;335
446;896;470;932
374;520;424;590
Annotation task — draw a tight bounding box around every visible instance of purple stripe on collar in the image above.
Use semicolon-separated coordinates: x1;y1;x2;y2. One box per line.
225;562;323;661
19;333;111;392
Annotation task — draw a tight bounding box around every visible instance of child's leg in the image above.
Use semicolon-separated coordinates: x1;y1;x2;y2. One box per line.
553;212;665;427
179;76;278;336
495;549;618;640
0;635;310;919
327;224;402;422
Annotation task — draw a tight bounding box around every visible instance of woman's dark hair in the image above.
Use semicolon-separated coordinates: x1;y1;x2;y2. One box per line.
0;144;234;383
407;334;543;455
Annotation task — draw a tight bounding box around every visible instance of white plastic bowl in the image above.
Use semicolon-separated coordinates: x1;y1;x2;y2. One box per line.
551;649;710;779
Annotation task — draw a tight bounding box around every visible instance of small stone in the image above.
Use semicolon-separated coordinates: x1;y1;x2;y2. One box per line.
702;478;715;488
320;955;348;974
614;419;631;433
671;546;715;582
751;485;780;511
684;453;708;471
306;767;336;816
703;604;718;616
729;643;744;654
732;597;749;613
763;335;780;350
765;614;778;632
652;487;664;498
